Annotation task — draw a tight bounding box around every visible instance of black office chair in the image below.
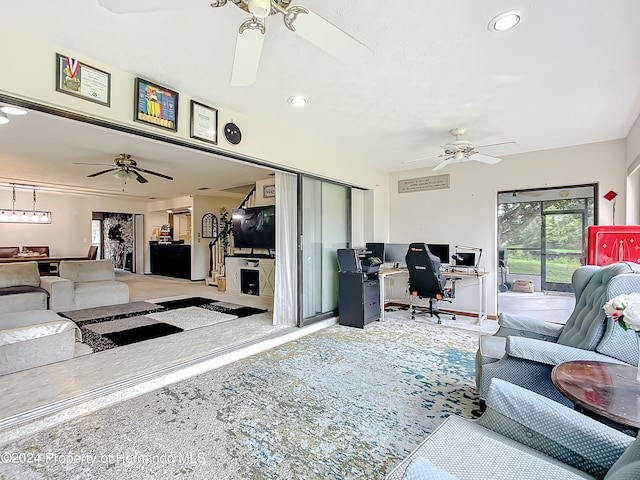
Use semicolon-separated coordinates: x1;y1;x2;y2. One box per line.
498;248;511;292
406;243;455;324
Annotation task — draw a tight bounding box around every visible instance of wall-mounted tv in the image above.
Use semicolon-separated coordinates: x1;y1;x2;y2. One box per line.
232;205;276;250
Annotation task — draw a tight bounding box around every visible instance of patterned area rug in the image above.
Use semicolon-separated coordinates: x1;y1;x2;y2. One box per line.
62;297;268;353
0;314;481;479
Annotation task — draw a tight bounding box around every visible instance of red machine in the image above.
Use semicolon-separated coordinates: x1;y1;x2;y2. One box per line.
586;225;640;266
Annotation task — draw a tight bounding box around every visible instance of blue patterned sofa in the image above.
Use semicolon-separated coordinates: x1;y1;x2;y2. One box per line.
386;379;640;480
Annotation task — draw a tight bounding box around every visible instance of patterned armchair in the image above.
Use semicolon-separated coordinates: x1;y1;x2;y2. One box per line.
387;379;640;480
475;262;640;407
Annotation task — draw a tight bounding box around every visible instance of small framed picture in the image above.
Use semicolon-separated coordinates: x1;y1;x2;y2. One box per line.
56;53;111;106
134;77;178;132
190;100;218;144
263;185;276;198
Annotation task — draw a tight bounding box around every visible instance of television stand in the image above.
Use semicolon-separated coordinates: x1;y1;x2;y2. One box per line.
224;255;275;298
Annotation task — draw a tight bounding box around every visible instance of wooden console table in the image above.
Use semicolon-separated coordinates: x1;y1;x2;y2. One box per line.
552;360;640;433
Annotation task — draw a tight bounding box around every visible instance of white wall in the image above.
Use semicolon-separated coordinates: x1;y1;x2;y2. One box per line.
388;139;627;317
0;25;388;241
254;178;276;207
0;187;149;257
191;195;243;280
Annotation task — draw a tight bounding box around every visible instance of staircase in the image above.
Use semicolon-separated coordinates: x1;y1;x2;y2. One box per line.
208;185;257;286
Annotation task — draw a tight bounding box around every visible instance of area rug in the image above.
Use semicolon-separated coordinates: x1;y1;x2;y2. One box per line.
0;315;480;479
62;297;268;353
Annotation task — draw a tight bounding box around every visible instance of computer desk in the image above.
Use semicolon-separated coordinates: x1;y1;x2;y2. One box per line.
378;267;488;324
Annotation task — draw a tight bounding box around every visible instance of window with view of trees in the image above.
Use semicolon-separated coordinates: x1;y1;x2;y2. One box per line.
498;186;596;292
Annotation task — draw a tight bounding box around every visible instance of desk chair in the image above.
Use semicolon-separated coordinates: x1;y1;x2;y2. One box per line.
0;247;19;258
498;248;510;292
87;245;98;260
406;243;455;324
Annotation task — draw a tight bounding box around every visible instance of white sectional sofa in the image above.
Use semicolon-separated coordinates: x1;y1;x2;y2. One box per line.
0;310;80;375
0;262;81;375
0;259;129;375
49;259;130;311
0;262;56;314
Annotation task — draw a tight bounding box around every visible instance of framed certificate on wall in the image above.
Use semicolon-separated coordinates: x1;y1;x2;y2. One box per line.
190;100;218;144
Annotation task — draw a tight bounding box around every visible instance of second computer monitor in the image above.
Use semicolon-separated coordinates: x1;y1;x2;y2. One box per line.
426;244;450;265
384;243;410;267
365;242;385;262
455;252;476;267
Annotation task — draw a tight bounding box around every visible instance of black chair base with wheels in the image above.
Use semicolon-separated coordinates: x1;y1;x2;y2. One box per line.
409;295;456;324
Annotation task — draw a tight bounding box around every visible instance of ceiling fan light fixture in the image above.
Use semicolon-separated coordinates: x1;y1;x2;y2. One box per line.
288;96;307;107
247;0;271;18
488;11;521;32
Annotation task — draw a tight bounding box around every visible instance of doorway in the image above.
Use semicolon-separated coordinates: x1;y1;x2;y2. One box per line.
497;184;596;319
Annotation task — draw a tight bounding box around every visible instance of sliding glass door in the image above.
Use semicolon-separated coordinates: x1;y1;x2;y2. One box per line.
498;184;595;294
299;176;350;326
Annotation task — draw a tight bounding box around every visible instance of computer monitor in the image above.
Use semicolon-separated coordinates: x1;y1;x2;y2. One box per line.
365;242;385;262
426;244;450;265
454;252;476;267
384;243;410;267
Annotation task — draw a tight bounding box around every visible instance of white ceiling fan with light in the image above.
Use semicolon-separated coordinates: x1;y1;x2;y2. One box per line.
403;128;517;171
97;0;372;86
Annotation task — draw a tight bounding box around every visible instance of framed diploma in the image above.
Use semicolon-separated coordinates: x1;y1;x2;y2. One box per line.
134;77;178;132
56;53;111;106
190;100;218;144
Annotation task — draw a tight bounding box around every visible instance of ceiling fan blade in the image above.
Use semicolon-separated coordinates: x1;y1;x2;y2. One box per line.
73;162;113;166
87;168;118;178
285;6;372;63
474;141;517;150
131;170;148;183
134;167;174;181
432;156;455;171
97;0;206;14
231;18;266;87
401;153;446;165
469;153;502;165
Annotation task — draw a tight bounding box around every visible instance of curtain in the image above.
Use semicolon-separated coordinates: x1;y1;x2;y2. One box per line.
273;172;298;325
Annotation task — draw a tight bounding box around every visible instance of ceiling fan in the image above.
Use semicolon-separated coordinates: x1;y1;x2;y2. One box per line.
403;128;517;171
73;154;174;185
97;0;372;86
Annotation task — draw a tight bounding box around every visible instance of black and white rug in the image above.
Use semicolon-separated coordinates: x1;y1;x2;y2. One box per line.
60;297;268;353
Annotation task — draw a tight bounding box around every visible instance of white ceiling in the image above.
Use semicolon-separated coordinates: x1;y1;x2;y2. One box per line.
1;0;640;198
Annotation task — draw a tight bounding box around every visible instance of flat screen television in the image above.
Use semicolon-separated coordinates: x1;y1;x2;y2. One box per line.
232;206;276;250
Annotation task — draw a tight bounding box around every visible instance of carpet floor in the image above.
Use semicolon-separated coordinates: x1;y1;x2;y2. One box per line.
0;314;480;479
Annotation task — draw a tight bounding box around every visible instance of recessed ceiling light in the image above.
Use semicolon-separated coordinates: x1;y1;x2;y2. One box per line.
0;106;27;115
488;11;521;32
288;96;307;107
0;112;9;125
